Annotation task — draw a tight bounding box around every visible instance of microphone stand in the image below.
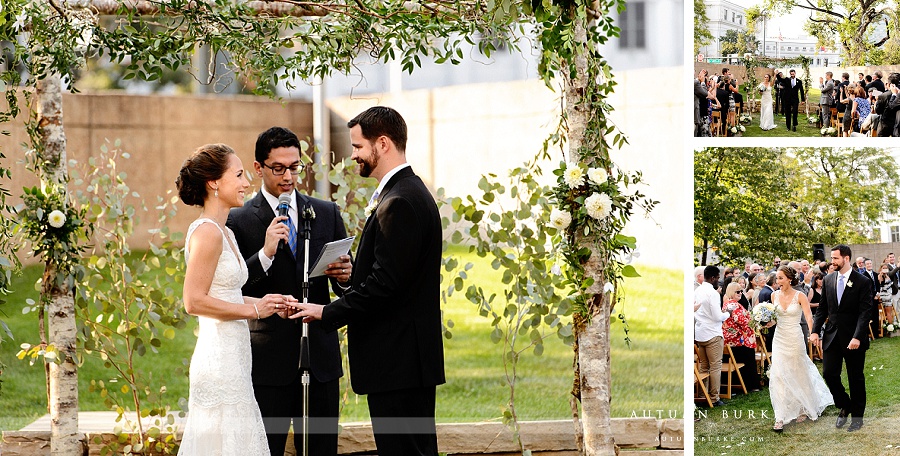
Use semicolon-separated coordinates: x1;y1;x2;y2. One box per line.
299;205;312;456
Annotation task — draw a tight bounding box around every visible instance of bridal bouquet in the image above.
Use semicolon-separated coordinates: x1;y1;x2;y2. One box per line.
757;84;766;93
751;302;777;333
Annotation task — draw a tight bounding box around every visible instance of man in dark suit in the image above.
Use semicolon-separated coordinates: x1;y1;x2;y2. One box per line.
783;69;806;131
293;106;445;456
811;245;873;432
226;127;353;456
875;72;900;137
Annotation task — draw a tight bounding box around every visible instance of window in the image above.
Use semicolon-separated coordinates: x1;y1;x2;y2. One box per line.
619;2;646;49
891;225;899;242
873;227;882;241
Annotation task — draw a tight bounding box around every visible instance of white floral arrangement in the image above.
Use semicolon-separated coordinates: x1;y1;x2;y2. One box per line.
807;115;819;124
820;126;837;136
750;302;777;333
739;113;752;125
730;125;746;134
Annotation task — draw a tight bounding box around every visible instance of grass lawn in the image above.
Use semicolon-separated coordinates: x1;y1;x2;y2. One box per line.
0;245;682;431
732;88;838;138
695;335;900;455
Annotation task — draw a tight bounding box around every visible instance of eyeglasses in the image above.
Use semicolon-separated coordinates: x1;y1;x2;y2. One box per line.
261;162;301;176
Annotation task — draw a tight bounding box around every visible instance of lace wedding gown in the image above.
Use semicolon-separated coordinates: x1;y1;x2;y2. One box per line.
759;85;776;130
768;290;834;424
179;219;269;455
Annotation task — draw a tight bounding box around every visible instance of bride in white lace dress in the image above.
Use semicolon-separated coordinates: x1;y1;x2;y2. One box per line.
767;266;834;432
759;74;776;130
176;144;295;455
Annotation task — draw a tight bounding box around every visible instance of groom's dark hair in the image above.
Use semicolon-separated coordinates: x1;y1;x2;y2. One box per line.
832;244;852;259
703;265;720;281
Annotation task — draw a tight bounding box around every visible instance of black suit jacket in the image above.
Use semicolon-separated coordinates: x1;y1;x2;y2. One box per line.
875;91;900;137
320;166;445;395
783;78;806;104
813;270;874;351
226;190;346;386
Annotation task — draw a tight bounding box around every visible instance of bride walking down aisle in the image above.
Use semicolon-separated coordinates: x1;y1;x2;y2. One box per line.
767;265;833;432
759;74;776;131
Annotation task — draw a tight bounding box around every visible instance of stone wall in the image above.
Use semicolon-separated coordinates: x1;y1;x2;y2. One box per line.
1;418;684;455
0;91;315;250
3;67;684;267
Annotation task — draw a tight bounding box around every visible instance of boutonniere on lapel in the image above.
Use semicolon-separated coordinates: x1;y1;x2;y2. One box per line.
847;280;854;288
364;200;378;218
302;205;316;221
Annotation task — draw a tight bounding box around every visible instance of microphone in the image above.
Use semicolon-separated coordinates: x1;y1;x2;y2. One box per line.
277;193;291;250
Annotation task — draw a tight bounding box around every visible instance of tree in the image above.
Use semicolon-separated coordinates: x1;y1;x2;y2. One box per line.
694;147;814;265
719;29;760;56
762;0;896;65
695;0;714;55
792;147;900;244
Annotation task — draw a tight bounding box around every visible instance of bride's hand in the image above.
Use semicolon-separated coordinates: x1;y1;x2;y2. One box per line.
255;294;296;319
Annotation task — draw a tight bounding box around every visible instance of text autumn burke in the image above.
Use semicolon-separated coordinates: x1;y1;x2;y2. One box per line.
694;409;771;420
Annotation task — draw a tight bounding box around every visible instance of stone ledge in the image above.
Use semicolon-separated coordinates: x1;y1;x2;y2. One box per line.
3;417;684;455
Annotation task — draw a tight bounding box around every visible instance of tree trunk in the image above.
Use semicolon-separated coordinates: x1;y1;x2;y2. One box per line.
36;73;82;456
566;15;618;456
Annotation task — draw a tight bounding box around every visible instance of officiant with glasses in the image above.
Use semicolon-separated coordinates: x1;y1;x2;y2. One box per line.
227;126;353;456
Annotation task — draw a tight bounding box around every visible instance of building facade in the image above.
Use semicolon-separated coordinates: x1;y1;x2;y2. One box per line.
698;0;748;59
759;34;841;67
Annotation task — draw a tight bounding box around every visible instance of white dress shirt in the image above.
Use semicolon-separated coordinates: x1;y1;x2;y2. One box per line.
370;163;410;204
694;281;730;342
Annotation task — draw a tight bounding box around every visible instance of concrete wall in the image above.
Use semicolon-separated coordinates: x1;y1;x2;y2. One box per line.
329;67;686;267
2;67;684;267
0;92;314;249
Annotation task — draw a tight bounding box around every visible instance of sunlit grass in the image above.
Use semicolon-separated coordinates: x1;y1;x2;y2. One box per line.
1;246;681;431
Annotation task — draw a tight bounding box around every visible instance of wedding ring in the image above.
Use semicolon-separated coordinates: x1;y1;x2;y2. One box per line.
342;269;346;274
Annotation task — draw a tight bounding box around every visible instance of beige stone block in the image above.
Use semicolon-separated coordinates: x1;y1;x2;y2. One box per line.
658;419;684;449
1;431;52;456
610;417;662;449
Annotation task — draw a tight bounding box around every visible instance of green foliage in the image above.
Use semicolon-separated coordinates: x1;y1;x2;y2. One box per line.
719;29;760;57
72;141;186;455
0;146;17;344
446;159;576;451
694;0;713;55
694;147;900;266
762;0;895;65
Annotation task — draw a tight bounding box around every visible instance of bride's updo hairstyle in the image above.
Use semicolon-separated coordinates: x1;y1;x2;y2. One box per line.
778;265;799;286
176;144;235;207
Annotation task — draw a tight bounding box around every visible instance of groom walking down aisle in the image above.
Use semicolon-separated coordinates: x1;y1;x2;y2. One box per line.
811;245;873;432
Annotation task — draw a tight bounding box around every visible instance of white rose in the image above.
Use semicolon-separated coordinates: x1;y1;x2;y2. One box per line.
13;12;27;32
564;165;585;189
587;167;608;186
549;207;572;230
584;193;612;220
48;210;66;228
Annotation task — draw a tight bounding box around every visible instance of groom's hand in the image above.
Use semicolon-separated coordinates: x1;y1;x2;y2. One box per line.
809;333;821;350
288;302;325;323
848;338;861;350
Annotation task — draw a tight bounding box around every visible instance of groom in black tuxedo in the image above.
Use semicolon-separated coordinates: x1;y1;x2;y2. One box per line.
293;106;445;455
811;244;873;432
227;127;353;455
783;69;806;131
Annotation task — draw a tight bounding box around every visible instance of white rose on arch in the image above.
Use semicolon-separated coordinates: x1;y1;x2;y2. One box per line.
48;210;66;228
564;165;585;189
584;193;613;220
587;167;608;186
550;207;573;230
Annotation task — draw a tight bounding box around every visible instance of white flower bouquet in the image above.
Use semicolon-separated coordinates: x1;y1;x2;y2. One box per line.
751;302;778;333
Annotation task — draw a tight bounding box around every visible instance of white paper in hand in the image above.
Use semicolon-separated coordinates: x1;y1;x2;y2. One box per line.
309;236;355;278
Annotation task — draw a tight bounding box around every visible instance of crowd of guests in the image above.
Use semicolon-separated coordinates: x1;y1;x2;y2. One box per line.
693;67;900;137
693;253;900;407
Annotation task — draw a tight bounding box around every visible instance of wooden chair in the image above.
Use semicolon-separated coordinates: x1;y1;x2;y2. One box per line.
694;347;714;407
720;344;748;399
808;335;823;360
754;328;772;373
830;107;839;129
710;111;723;137
837;110;845;136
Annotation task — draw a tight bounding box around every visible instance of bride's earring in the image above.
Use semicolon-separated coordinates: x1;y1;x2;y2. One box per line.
214;187;219;198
